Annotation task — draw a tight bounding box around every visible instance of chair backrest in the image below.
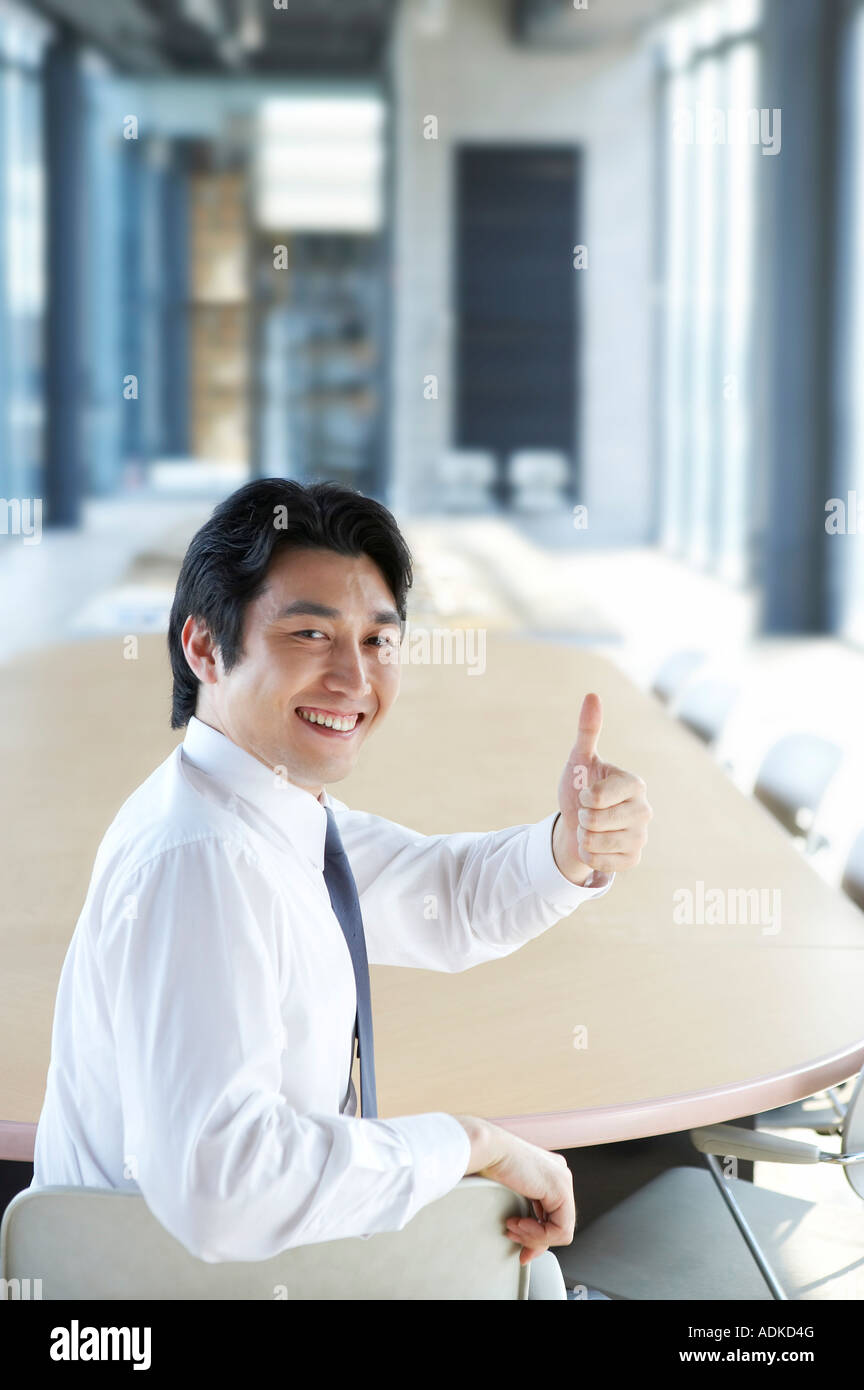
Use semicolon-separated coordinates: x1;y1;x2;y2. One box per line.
0;1177;531;1301
508;451;568;490
674;679;738;747
436;450;496;509
753;733;843;836
841;1069;864;1201
801;757;864;876
841;827;864;912
507;451;569;512
651;650;705;705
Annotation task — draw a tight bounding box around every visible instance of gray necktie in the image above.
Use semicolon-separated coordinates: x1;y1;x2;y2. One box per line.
322;805;378;1119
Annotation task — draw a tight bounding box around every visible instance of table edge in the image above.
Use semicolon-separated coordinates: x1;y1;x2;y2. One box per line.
487;1037;864;1150
4;1041;863;1164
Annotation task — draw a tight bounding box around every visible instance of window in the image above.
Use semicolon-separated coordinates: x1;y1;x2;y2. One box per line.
836;2;864;645
657;0;762;585
0;0;50;505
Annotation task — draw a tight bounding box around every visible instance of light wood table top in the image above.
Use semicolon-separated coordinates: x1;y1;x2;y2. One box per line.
2;633;864;1159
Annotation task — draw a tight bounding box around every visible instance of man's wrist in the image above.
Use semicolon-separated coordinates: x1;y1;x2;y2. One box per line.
551;812;595;886
454;1114;502;1175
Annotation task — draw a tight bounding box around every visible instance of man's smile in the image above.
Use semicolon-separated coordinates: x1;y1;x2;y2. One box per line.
295;705;367;736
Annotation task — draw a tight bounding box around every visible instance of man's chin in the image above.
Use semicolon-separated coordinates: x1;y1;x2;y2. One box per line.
283;743;360;788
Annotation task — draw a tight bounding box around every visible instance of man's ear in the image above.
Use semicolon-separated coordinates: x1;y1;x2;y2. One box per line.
182;616;220;686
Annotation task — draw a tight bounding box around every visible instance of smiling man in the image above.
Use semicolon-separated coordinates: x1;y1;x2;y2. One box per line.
31;478;651;1295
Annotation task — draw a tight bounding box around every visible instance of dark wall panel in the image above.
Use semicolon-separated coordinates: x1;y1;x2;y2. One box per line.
455;144;580;502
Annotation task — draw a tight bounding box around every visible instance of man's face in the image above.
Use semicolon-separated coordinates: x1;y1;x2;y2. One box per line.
186;546;402;797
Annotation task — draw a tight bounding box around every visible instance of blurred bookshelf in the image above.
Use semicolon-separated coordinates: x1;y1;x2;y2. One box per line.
188;166;250;466
253;231;384;490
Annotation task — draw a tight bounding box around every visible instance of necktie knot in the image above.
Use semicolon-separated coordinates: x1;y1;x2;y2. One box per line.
324;806;348;861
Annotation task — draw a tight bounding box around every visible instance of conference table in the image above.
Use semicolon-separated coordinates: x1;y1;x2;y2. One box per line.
2;632;864;1162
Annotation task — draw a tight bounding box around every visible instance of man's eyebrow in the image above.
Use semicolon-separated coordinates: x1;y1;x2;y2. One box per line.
273;600;402;626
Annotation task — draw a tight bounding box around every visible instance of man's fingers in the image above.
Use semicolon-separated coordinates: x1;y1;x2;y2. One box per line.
505;1226;569;1265
577;828;632;854
506;1204;573;1250
505;1219;557;1251
573;692;603;765
571;850;643;873
577;797;652;831
579;768;646;810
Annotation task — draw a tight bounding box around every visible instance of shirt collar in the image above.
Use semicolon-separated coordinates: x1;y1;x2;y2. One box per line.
180;715;334;869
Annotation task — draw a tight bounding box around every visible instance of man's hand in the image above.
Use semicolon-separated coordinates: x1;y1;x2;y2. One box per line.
455;1115;575;1265
553;692;652;885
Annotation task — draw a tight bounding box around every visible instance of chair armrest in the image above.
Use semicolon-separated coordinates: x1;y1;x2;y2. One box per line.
689;1124;823;1164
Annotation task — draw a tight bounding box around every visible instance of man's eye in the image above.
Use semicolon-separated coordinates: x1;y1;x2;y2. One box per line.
292;630;397;645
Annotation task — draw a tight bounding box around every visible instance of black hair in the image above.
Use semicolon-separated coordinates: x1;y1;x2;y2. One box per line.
167;478;413;729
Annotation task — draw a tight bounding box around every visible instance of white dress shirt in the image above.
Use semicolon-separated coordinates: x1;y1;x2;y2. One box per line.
31;715;612;1262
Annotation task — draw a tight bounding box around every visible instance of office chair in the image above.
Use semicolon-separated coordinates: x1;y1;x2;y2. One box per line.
756;1082;856;1136
650;650;705;706
673;678;739;748
507;451;569;512
435;450;496;512
0;1175;564;1301
755;804;864;1135
752;733;843;840
841;826;864;913
558;1069;864;1300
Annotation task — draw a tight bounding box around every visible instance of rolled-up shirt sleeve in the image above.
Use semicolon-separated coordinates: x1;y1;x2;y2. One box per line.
94;838;471;1262
334;805;614;972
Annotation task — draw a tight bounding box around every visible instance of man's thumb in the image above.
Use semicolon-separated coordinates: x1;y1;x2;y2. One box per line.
574;692;603;766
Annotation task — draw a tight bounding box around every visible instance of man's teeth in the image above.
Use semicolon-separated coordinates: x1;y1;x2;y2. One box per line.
298;709;358;731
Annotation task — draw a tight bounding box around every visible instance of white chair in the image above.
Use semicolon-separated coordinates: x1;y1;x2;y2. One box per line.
841;826;864;913
757;1082;856;1135
673;678;739;748
753;733;843;840
650;650;706;705
435;451;496;512
559;1070;864;1300
0;1175;564;1301
755;824;864;1134
507;450;569;512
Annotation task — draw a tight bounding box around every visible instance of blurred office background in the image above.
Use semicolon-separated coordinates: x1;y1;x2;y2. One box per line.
0;4;858;600
0;0;857;618
5;0;864;841
2;7;863;797
3;0;864;1232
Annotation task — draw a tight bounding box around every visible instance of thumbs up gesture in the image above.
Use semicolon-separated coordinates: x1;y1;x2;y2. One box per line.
553;693;652;885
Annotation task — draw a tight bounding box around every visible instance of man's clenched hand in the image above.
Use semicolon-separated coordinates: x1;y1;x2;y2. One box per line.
553;692;652;885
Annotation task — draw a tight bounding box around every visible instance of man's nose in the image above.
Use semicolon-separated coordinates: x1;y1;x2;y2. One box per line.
323;642;373;696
